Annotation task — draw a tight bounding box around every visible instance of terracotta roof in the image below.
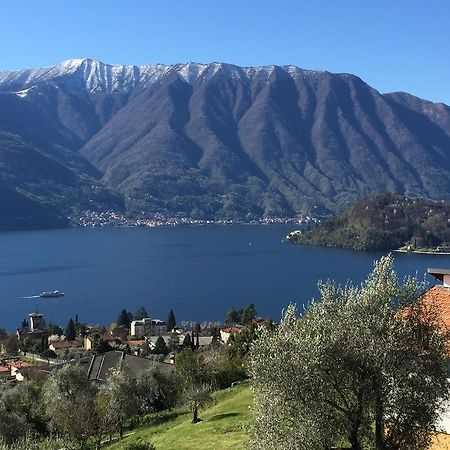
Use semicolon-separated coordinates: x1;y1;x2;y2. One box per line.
50;341;82;349
11;361;34;369
0;366;9;373
415;285;450;331
221;327;243;334
127;340;146;347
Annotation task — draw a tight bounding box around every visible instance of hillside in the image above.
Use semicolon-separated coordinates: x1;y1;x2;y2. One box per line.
287;193;450;251
1;59;450;226
105;383;450;450
107;384;253;450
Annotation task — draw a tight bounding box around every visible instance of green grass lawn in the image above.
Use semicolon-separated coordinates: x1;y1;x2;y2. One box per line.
106;383;254;450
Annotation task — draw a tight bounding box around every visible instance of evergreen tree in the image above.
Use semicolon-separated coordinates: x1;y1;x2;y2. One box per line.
183;333;192;348
92;339;113;355
225;308;240;324
166;309;176;331
65;319;76;341
117;309;133;328
152;336;168;355
210;327;220;347
241;303;256;325
135;306;148;320
4;334;19;355
47;322;63;336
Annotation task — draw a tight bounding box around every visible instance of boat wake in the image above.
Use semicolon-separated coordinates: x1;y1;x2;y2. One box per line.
15;295;41;299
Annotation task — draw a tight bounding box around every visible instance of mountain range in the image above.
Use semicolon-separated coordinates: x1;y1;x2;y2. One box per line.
0;58;449;228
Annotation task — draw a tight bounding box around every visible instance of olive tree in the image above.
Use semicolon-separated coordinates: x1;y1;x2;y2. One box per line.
249;254;449;450
135;368;178;414
0;380;46;444
42;364;97;448
104;367;138;440
176;348;212;423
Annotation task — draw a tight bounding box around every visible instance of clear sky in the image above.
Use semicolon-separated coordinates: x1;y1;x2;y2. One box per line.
1;0;449;104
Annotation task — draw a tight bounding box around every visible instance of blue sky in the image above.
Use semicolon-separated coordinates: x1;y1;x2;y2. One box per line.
1;0;449;104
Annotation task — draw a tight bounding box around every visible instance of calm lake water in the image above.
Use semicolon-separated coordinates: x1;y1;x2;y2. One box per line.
0;225;449;331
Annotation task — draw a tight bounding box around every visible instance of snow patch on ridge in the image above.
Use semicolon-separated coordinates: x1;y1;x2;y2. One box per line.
0;59;326;94
15;87;31;98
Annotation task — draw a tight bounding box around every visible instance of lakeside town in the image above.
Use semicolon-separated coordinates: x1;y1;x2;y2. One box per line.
1;262;450;450
69;210;322;228
0;302;261;381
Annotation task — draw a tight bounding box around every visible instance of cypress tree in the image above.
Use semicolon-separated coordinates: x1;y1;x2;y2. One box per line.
167;309;176;331
183;333;192;348
117;309;133;328
135;306;148;320
65;318;76;341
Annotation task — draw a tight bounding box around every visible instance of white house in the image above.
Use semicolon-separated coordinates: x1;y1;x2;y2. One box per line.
131;318;167;338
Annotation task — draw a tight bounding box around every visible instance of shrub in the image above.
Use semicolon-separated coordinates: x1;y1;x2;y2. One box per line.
125;441;156;450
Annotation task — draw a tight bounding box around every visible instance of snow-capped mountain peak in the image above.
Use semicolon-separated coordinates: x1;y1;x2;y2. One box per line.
0;59;326;96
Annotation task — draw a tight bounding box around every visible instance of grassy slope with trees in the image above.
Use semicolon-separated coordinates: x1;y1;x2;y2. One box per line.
289;193;450;251
108;383;450;450
107;384;253;450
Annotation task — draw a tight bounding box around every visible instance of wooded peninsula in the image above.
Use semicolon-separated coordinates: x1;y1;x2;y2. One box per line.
286;193;450;252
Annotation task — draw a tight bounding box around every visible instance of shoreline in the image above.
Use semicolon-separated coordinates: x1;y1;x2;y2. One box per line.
394;249;450;255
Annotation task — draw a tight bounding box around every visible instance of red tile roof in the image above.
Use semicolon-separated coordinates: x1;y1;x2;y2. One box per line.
221;327;243;334
50;341;81;349
415;285;450;331
127;340;146;347
11;361;34;369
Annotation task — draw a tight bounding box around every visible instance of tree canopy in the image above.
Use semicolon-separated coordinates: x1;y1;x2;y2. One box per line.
64;318;76;341
167;309;176;331
225;304;257;325
42;364;97;447
175;348;212;423
117;309;133;328
134;306;148;320
153;336;169;355
292;193;450;251
249;254;450;450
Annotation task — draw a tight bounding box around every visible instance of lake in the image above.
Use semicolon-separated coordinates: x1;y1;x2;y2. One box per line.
0;225;449;331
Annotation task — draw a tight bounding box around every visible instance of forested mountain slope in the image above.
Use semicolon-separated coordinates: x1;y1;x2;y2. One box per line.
0;59;449;226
